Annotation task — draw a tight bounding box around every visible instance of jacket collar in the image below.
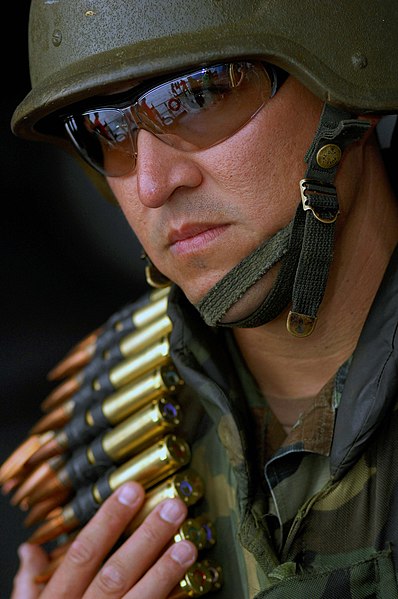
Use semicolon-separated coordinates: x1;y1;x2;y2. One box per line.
331;243;398;478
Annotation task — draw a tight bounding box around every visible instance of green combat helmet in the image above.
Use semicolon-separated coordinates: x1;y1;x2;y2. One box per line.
12;1;398;336
12;0;398;138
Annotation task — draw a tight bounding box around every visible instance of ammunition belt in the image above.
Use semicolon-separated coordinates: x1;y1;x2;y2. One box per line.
0;287;223;597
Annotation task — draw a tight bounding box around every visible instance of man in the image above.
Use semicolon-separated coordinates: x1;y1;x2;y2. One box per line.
6;1;398;597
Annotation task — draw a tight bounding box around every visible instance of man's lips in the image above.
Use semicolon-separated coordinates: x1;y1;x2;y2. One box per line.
168;223;229;254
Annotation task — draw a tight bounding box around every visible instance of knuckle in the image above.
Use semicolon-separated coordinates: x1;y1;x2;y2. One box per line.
98;560;126;593
100;498;131;528
154;551;189;586
67;536;95;566
140;519;163;546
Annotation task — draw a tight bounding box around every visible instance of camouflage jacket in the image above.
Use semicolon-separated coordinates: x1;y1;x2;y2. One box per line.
167;245;398;599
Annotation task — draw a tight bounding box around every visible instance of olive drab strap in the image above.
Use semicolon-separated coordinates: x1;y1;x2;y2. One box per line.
195;221;293;326
287;103;371;336
0;288;223;596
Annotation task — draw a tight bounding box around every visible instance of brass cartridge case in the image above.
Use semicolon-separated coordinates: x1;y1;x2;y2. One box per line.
112;288;170;333
116;314;172;360
106;337;171;389
168;561;214;598
127;469;204;532
200;560;223;592
194;517;217;549
92;435;190;503
174;518;207;550
132;292;169;329
95;364;183;426
89;397;182;463
174;517;216;551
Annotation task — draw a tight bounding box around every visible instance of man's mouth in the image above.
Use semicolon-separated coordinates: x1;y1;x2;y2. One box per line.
168;223;229;255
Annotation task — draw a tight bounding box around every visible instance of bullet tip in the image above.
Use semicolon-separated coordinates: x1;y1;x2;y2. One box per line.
0;434;52;484
41;376;80;412
28;514;68;545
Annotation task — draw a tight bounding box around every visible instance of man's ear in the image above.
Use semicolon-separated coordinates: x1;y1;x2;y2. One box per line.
358;114;381;143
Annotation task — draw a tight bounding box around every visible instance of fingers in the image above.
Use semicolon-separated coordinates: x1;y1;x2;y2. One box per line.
39;482;145;599
11;543;49;599
84;495;197;599
124;540;197;599
16;481;198;599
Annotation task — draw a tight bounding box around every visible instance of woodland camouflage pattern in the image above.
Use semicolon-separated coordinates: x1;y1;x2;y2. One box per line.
168;245;398;597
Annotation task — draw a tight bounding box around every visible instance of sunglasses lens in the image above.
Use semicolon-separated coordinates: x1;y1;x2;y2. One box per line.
64;62;273;176
65;109;137;176
137;62;271;151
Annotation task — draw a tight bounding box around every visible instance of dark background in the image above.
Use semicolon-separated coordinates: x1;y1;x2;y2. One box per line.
1;4;147;596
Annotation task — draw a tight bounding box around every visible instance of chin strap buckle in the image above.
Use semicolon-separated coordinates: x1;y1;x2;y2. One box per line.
300;179;340;224
286;311;317;337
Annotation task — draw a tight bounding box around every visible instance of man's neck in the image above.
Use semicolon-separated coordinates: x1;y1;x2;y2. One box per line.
233;139;398;404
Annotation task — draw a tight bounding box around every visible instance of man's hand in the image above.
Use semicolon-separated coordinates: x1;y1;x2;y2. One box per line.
11;481;197;599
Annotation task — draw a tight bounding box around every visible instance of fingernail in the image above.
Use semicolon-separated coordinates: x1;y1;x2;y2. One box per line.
170;541;196;566
159;499;184;523
117;483;139;506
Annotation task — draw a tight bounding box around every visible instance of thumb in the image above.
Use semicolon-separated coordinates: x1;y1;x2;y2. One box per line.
11;543;50;599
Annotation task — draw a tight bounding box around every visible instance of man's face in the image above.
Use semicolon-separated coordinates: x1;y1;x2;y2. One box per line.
107;75;323;310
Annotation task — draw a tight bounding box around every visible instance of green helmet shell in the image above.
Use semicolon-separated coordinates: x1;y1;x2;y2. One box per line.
13;0;398;143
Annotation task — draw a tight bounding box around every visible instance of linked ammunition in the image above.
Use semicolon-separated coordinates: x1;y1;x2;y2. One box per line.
29;435;191;543
107;336;171;390
23;432;62;468
25;397;182;504
56;364;184;452
196;518;217;550
43;335;173;419
93;396;181;464
2;290;223;596
1;476;22;495
47;287;170;382
93;434;190;503
41;376;80;411
30;401;74;435
103;313;172;366
42;290;171;411
3;364;183;497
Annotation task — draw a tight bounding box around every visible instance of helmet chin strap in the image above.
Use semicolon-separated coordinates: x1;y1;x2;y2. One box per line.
194;103;371;337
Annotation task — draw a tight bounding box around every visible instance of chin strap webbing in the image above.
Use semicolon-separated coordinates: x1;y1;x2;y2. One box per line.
195;103;371;335
286;105;371;336
194;220;293;325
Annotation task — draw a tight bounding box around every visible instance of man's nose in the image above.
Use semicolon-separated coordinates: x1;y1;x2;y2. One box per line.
135;129;203;208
